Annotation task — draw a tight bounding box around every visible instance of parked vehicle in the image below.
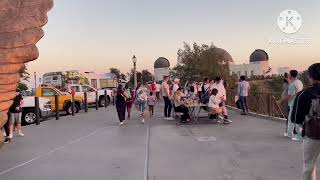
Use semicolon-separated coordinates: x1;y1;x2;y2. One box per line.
36;85;83;115
68;84;113;107
22;96;52;125
83;72;118;90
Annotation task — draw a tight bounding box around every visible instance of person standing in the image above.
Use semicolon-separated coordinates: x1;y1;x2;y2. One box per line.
172;78;180;94
147;92;156;116
213;77;232;123
286;70;304;141
3;112;11;143
237;75;250;115
137;83;148;123
115;84;127;126
290;63;320;180
124;84;134;120
162;76;173;120
8;90;24;138
155;82;161;100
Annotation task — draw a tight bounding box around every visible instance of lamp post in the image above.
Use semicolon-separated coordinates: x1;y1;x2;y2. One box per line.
34;72;37;91
132;55;137;88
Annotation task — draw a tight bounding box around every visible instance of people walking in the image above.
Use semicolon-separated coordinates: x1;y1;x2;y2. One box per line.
148;92;156;116
285;70;304;141
8;90;24;138
290;63;320;180
162;76;174;120
237;76;250;115
155;82;161;100
115;84;127;126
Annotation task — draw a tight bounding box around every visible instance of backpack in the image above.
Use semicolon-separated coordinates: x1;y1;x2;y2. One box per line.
304;95;320;139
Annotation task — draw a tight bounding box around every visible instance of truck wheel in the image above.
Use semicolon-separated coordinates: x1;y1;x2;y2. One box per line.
65;103;80;115
22;109;37;125
99;96;110;107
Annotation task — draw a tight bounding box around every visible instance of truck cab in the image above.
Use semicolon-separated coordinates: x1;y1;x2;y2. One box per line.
68;84;113;107
36;85;83;115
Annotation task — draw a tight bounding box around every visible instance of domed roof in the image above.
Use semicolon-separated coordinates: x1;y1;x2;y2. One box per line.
154;57;170;68
250;49;269;62
214;48;233;63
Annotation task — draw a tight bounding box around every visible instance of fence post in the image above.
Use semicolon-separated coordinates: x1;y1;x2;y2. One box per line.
95;91;99;110
268;94;272;117
104;90;108;108
256;94;259;115
35;97;40;125
84;92;88;113
55;95;60;120
71;94;75;116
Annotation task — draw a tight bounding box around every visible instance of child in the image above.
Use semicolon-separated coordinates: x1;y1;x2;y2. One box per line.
208;88;230;124
147;92;156;116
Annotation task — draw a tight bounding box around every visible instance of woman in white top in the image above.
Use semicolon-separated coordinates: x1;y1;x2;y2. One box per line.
208;88;230;124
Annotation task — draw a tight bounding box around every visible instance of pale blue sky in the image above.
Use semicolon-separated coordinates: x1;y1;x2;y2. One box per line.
29;0;320;75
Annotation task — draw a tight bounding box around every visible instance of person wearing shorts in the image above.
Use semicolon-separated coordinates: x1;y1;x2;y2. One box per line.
8;91;24;138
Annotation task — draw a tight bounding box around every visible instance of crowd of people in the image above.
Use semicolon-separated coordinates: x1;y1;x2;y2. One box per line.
114;75;236;125
276;63;320;180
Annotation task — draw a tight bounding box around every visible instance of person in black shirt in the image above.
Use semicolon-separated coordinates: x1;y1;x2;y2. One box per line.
291;63;320;180
8;91;24;138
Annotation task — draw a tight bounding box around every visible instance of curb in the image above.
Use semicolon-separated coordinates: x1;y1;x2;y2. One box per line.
226;105;286;122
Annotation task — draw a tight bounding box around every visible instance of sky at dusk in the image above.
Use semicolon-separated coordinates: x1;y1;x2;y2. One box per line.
28;0;320;78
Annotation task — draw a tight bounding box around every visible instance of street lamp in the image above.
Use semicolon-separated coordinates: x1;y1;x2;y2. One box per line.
34;72;37;90
132;55;137;88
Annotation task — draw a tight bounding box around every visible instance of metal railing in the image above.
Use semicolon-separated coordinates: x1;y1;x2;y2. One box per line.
226;90;288;119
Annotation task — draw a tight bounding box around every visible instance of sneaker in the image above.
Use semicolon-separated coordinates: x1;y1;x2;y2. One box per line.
223;120;231;124
167;117;175;121
292;136;302;141
224;119;233;124
119;122;124;126
18;132;25;137
8;134;13;139
4;138;10;144
141;119;145;124
284;132;288;137
164;117;169;120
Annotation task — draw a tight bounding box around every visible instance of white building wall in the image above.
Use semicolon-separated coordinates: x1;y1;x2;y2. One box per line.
229;61;270;77
154;68;170;82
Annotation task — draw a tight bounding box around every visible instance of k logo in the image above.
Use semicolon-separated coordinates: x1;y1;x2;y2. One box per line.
278;10;302;34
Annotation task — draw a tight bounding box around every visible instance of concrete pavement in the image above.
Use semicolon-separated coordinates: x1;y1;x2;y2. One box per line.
0;104;315;180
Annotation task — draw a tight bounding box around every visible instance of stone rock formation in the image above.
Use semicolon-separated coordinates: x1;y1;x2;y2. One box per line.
0;0;53;145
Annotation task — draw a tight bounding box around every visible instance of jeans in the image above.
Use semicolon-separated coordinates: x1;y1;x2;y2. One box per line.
287;106;303;139
163;96;172;117
303;137;320;180
239;96;248;113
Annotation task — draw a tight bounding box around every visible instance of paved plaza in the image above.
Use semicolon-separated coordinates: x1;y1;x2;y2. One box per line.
0;104;315;180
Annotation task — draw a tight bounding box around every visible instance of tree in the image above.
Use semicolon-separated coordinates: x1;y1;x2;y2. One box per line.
141;69;153;83
20;64;30;82
18;82;28;91
173;42;233;82
109;67;121;79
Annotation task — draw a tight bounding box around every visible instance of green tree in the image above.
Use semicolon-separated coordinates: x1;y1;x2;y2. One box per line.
18;82;28;91
20;64;30;82
174;42;233;82
110;67;127;80
141;69;153;83
109;67;121;79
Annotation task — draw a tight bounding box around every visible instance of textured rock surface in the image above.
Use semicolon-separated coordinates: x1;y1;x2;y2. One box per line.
0;0;53;145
